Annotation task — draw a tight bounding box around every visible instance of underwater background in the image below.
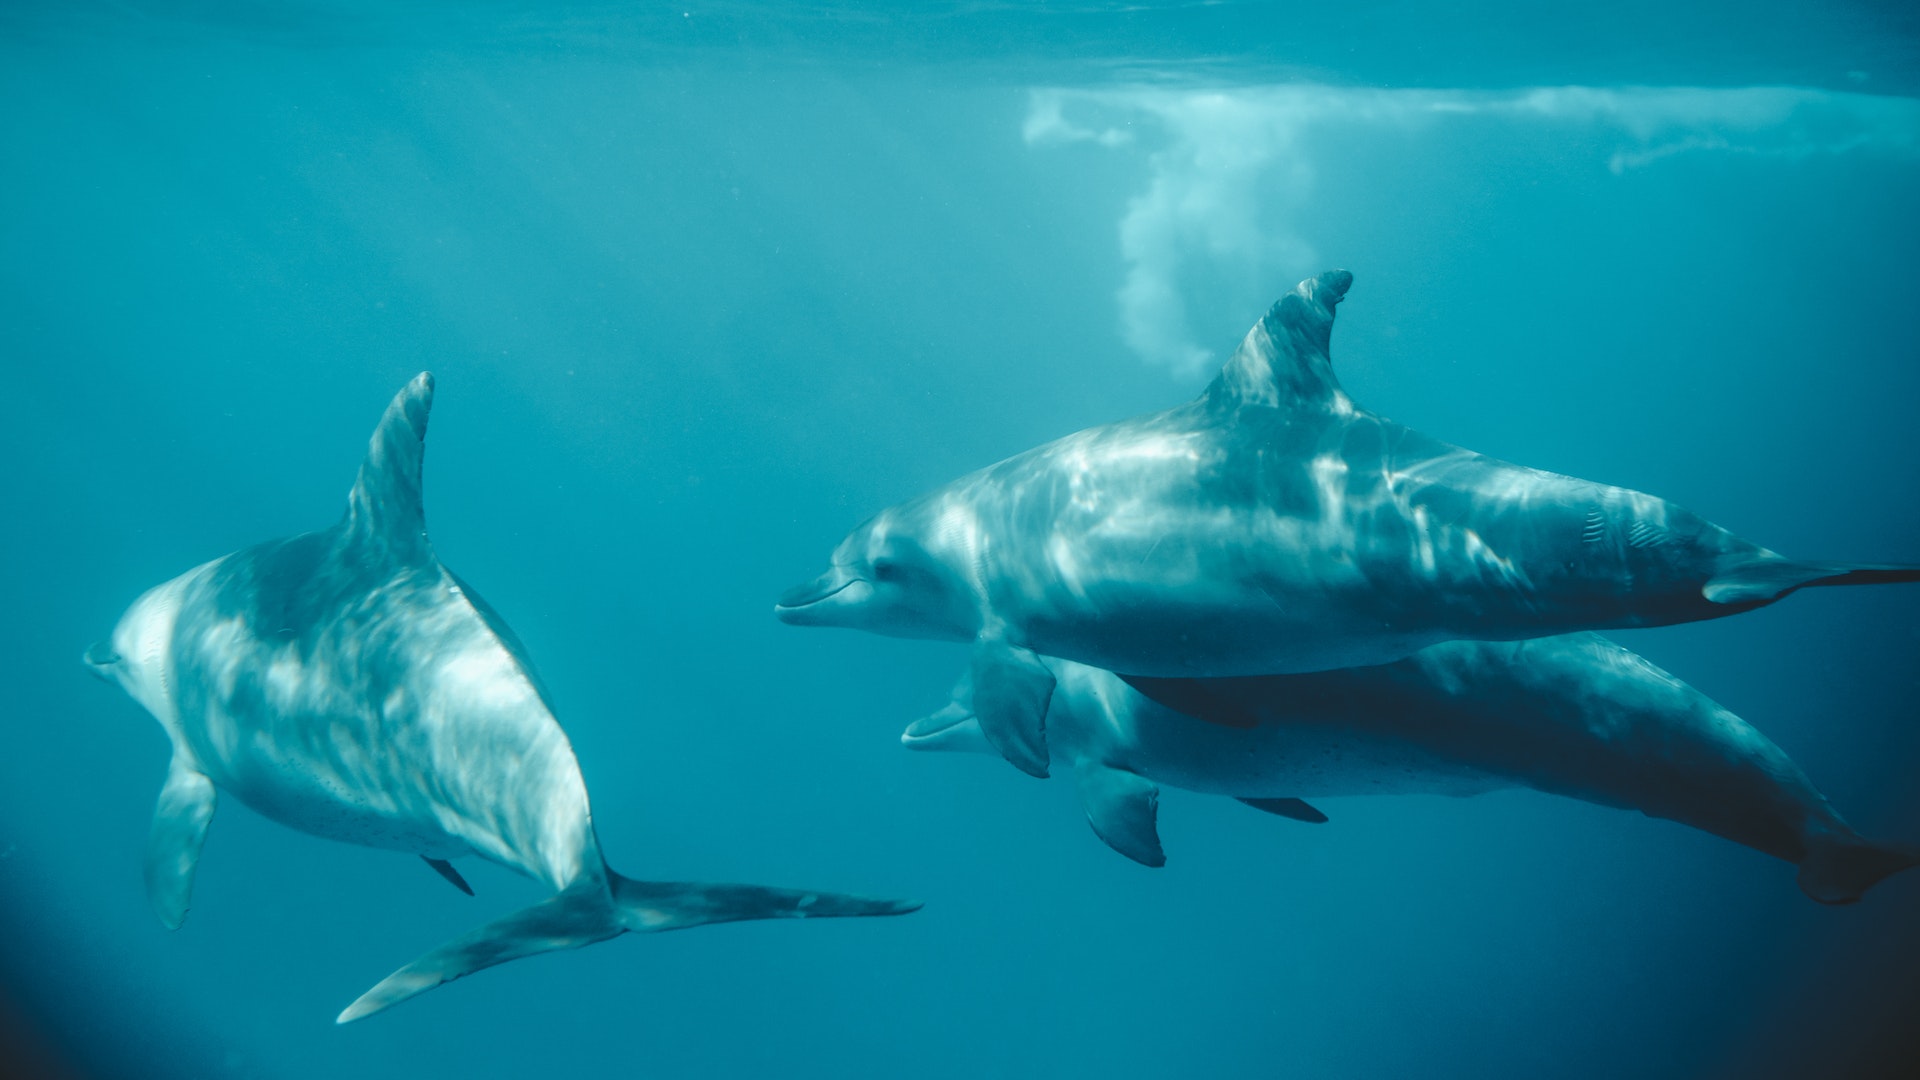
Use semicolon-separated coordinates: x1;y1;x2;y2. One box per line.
3;2;1918;1077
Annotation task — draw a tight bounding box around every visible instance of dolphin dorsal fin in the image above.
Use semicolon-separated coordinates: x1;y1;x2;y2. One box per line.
343;372;436;563
1206;270;1353;411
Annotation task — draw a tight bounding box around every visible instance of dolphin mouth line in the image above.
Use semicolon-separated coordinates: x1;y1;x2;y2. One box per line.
775;576;860;611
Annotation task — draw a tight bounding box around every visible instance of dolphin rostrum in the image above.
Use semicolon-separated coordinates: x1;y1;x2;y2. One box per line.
779;271;1919;776
87;374;919;1023
904;635;1917;904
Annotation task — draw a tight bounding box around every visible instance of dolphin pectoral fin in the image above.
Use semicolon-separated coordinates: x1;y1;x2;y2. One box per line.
970;643;1054;779
901;701;996;756
1074;762;1165;867
338;872;921;1023
421;856;475;896
146;758;217;930
1238;797;1329;824
1704;557;1920;606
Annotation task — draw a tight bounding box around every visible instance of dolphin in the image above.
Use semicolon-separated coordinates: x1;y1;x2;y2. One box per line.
778;271;1919;776
903;635;1917;904
85;374;919;1024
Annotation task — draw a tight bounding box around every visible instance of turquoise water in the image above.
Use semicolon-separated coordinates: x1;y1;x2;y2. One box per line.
4;3;1918;1077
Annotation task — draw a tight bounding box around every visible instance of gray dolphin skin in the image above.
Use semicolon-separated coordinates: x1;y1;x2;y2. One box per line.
777;271;1919;776
85;374;919;1024
904;635;1918;904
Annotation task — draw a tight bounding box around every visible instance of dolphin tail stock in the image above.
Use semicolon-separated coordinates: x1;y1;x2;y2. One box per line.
336;872;921;1023
1703;556;1920;606
1796;832;1920;905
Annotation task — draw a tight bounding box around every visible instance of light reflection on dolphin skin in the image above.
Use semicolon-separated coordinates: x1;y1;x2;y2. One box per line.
905;635;1918;905
86;374;919;1024
779;271;1919;775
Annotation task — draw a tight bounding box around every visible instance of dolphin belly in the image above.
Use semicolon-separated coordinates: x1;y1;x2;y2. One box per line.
206;749;477;858
178;693;477;859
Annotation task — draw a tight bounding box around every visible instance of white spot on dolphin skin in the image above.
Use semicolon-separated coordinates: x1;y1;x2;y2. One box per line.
1411;505;1437;579
1048;532;1093;598
933;501;987;569
1308;452;1349;523
1461;529;1532;598
1220;326;1283;408
797;893;818;909
440;648;538;712
631;906;674;930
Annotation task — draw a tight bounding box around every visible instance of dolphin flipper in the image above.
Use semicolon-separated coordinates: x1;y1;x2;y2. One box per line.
147;758;217;930
421;856;474;896
900;701;995;755
1238;797;1329;824
338;873;921;1023
970;642;1054;779
1074;761;1165;867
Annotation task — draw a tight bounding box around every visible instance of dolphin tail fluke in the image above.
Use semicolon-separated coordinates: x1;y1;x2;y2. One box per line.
337;878;622;1023
1703;557;1920;606
1796;834;1920;905
1803;564;1920;589
336;873;920;1023
606;874;922;935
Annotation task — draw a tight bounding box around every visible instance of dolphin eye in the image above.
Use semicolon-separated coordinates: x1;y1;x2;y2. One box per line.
872;559;902;582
